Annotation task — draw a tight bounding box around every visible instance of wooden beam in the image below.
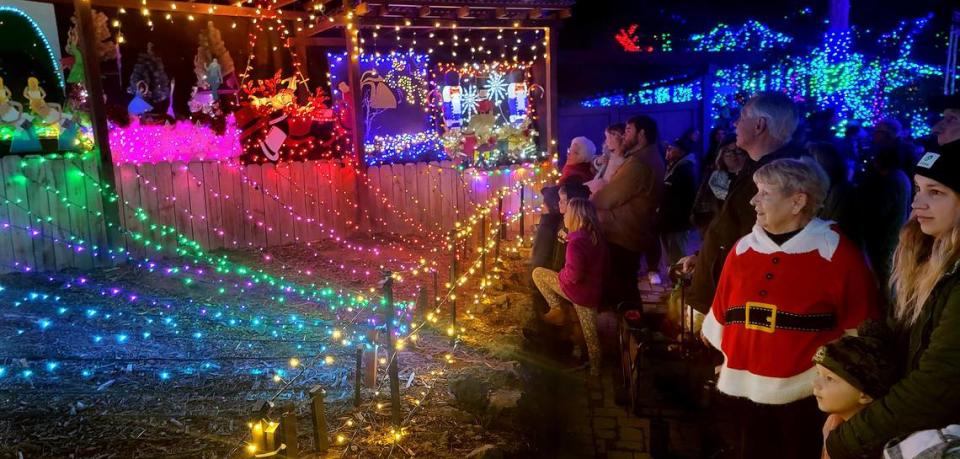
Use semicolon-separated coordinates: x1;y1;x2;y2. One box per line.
457;6;470;19
297;36;347;46
74;0;123;265
303;0;334;13
267;0;299;10
49;0;308;20
354;16;558;30
418;5;430;17
495;7;508;19
528;8;543;20
303;2;370;36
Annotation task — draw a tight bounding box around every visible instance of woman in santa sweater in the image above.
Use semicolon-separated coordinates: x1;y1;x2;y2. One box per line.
702;157;880;459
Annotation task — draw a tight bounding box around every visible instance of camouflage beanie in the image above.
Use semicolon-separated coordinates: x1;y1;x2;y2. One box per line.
813;335;896;400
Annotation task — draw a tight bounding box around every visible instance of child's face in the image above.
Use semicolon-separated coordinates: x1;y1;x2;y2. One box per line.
812;364;872;417
558;191;569;214
604;131;623;152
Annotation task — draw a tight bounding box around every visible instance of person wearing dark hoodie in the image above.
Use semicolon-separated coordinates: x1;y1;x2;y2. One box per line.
659;136;700;267
679;91;803;315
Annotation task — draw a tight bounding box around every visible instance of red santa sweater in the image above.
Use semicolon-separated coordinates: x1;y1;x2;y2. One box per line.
702;218;879;405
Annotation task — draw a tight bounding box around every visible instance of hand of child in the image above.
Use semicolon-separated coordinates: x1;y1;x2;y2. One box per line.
679;254;697;274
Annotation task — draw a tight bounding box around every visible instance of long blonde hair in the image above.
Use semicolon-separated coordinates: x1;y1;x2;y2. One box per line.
564;198;602;245
890;218;960;325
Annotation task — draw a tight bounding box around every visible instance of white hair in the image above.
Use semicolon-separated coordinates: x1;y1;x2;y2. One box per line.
571;136;597;160
754;157;830;218
743;92;799;143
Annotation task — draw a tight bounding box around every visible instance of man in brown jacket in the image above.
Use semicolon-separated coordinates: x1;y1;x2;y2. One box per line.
592;115;665;307
680;92;801;314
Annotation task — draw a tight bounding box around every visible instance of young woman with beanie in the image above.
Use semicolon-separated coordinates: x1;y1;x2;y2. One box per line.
826;144;960;458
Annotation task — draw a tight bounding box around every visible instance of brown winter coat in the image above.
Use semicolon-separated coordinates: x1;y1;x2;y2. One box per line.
591;143;665;253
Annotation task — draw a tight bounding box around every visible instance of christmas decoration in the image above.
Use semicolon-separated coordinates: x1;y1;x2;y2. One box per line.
64;27;85;85
127;43;170;108
23;77;64;124
68;9;116;62
1;5;66;91
690;20;793;52
237;70;341;163
194;21;236;90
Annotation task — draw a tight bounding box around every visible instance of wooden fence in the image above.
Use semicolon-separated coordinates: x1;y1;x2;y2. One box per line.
0;155;545;273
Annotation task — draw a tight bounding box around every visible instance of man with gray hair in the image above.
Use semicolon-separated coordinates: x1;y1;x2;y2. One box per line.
681;91;802;314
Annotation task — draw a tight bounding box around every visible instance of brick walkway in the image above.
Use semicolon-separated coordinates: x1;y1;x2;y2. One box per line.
541;280;672;459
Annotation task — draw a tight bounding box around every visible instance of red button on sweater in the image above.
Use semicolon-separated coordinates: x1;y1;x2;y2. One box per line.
702;219;879;405
558;229;609;309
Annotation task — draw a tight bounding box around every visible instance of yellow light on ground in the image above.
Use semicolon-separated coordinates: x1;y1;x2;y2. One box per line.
324;356;335;365
336;434;345;444
246;443;257;454
289;357;300;368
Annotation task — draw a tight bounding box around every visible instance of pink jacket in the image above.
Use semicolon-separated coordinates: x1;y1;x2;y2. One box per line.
559;229;609;309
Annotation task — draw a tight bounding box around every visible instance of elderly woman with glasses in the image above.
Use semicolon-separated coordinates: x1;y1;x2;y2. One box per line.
701;158;880;459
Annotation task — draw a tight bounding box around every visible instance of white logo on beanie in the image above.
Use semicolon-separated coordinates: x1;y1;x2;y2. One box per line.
918;152;940;169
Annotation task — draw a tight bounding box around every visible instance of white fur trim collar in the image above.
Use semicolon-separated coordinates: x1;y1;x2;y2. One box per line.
735;218;840;261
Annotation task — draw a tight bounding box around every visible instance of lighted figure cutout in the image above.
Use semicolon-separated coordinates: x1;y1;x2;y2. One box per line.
616;24;642;52
507;82;528;124
188;86;215;115
441;85;462;128
23;77;63;124
65;27;85;85
360;71;398;110
461;85;479;120
128;80;154;116
384;59;428;105
484;70;507;104
206;58;222;101
0;77;26;125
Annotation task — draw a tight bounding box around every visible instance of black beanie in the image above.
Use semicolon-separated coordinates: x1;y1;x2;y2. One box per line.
915;148;960;196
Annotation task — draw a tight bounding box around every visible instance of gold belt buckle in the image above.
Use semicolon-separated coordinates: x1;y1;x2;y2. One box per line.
744;301;777;333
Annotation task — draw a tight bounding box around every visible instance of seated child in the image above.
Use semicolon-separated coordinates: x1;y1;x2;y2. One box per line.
532;197;609;377
812;333;895;459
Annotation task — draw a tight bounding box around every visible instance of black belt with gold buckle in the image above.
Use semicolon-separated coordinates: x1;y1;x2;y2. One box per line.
724;302;836;333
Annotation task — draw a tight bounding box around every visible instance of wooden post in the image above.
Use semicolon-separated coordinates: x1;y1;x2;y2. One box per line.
344;21;369;231
545;26;559;157
309;385;329;453
450;245;458;346
382;273;402;426
280;403;299;458
480;214;486;280
354;347;362;407
362;331;378;388
416;286;428;324
432;269;439;310
497;197;506;241
74;0;122;265
519;186;526;241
